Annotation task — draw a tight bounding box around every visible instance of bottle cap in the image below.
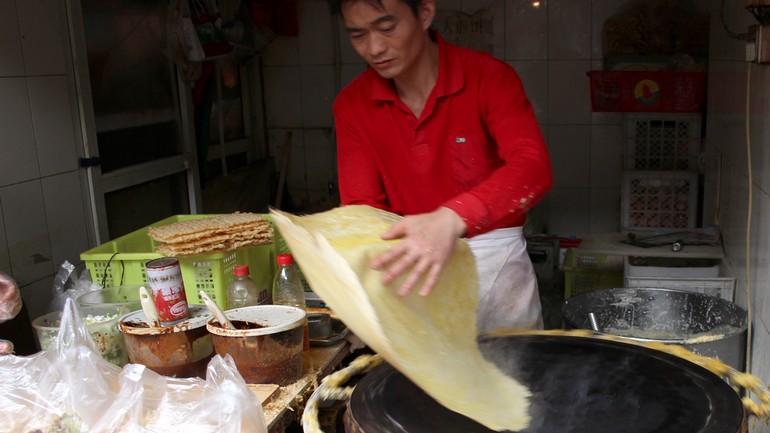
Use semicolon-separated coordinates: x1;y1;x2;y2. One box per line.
234;264;250;277
277;253;294;266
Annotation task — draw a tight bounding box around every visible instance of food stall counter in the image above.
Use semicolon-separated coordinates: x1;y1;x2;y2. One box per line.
254;333;362;432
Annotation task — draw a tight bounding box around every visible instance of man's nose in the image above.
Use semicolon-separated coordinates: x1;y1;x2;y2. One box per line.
366;33;387;57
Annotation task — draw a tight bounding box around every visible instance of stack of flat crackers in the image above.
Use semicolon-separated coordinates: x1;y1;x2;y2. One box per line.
148;213;273;256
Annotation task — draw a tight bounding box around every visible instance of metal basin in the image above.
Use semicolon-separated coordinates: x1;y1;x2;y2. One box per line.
562;288;748;371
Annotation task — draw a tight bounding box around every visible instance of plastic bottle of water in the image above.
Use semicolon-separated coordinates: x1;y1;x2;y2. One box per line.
227;265;269;309
271;254;306;309
272;254;308;349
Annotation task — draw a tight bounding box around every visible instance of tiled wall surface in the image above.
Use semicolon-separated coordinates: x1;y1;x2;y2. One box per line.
705;1;770;431
0;0;89;320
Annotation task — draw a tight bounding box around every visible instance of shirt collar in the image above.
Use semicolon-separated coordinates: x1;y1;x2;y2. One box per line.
370;30;464;102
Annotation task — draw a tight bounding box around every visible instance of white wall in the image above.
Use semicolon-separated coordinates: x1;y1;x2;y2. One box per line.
705;1;770;431
0;0;90;320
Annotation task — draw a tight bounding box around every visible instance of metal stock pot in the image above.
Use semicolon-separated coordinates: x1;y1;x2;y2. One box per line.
562;287;748;372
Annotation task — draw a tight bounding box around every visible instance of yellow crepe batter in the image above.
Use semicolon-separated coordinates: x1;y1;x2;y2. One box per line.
270;205;531;431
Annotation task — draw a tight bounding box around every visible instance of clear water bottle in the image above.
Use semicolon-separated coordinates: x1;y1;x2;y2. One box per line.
228;265;269;309
272;253;309;349
272;254;306;309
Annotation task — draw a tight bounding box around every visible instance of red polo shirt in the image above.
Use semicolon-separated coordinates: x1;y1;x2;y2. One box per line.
333;32;552;237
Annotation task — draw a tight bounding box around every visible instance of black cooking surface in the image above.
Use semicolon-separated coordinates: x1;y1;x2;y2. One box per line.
347;335;744;433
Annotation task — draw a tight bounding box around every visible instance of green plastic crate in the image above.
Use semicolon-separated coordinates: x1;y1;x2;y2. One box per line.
80;214;278;310
563;249;624;299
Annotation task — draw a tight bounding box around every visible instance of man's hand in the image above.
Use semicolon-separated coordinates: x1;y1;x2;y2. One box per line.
0;339;13;355
370;207;466;297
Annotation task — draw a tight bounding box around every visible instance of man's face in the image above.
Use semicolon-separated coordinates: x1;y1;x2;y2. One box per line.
341;0;431;80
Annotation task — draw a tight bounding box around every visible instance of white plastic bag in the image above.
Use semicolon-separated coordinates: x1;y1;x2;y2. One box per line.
0;271;21;323
49;261;101;312
0;298;267;433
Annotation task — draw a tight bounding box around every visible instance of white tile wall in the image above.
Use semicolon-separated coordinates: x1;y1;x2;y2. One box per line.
300;65;335;128
298;0;335;65
546;188;591;236
41;172;89;272
0;77;40;186
504;0;548;60
589;124;623;189
0;180;53;286
508;60;548;125
263;36;299;66
0;0;24;77
340;63;367;89
15;0;67;76
547;60;592;125
27;76;78;177
548;0;591;60
548;125;590;189
303;128;335;188
589;187;620;232
21;276;53;322
263;66;302;127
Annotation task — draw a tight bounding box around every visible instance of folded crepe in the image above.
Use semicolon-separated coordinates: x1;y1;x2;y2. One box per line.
270;205;530;431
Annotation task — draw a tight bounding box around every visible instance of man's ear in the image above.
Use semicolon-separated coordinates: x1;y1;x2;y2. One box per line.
419;0;436;30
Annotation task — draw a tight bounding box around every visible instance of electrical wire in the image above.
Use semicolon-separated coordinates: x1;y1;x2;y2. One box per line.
744;62;754;378
721;0;750;40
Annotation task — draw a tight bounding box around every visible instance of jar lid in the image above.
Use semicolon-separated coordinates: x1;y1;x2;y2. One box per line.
234;264;250;277
277;253;294;266
119;304;211;335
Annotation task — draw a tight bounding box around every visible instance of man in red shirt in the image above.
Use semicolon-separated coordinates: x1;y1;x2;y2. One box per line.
332;0;552;332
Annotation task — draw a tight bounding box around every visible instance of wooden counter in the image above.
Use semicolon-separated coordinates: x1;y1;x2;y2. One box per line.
253;334;363;432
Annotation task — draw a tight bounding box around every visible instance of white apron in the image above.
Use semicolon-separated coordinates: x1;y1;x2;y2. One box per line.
468;227;543;334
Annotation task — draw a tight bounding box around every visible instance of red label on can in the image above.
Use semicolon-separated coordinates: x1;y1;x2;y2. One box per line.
146;257;189;322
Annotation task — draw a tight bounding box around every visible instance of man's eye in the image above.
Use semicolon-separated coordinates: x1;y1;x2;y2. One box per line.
381;25;395;33
350;32;364;40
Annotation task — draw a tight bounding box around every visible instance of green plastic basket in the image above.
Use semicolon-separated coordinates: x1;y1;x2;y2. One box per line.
80;214;278;310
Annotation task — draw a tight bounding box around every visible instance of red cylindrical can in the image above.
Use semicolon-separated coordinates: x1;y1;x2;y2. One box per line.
146;257;189;322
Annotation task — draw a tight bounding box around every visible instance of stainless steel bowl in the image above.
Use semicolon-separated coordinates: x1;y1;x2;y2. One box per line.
562;287;748;371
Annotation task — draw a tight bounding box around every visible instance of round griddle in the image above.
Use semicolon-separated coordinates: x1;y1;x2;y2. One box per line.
346;334;745;433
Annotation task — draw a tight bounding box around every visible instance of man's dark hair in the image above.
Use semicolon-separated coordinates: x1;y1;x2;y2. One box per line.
328;0;421;17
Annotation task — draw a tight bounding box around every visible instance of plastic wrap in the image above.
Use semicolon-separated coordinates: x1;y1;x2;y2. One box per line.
0;299;267;433
50;261;101;312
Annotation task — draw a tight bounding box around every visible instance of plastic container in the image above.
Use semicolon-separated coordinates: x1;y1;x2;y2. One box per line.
77;285;143;312
80;214;278;310
32;305;129;367
562;249;624;299
624;256;720;278
587;70;706;113
621;170;699;230
207;305;306;385
228;265;269;309
624;259;736;302
118;305;214;378
623;113;702;171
